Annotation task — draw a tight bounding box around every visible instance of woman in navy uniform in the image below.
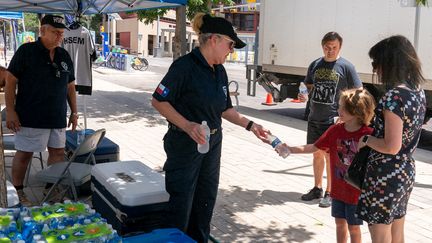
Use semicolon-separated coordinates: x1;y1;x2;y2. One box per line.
152;13;268;242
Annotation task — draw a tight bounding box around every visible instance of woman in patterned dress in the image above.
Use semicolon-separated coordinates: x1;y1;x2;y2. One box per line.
356;35;427;242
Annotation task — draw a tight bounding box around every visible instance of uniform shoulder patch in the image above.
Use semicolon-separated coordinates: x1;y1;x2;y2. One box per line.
156;83;170;97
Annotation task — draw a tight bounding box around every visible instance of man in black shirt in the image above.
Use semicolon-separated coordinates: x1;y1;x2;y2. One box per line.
5;15;78;206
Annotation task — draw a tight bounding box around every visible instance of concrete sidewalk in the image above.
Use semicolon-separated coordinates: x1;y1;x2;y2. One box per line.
66;72;432;242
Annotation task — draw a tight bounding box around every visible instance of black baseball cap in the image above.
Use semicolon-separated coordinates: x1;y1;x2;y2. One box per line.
41;15;69;30
200;14;246;49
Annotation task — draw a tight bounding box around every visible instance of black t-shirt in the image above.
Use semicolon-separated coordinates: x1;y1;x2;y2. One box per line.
8;38;75;128
305;57;362;124
152;47;233;129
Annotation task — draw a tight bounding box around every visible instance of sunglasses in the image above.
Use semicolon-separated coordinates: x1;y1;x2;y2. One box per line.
51;62;60;78
371;61;377;70
50;29;64;37
216;35;235;50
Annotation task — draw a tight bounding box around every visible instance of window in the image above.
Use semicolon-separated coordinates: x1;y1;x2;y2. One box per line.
116;33;120;46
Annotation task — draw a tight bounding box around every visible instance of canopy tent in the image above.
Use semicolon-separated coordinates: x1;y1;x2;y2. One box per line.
0;0;186;15
0;11;24;19
0;12;24;66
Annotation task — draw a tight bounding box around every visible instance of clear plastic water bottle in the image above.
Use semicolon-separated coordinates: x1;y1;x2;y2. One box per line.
31;234;47;243
266;134;290;158
299;82;308;95
77;123;85;145
197;121;210;154
21;217;36;241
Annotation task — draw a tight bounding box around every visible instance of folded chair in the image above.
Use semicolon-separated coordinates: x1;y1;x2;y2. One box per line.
36;129;106;203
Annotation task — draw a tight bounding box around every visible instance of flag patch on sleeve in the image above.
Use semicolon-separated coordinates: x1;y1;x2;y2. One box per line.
156;83;170;97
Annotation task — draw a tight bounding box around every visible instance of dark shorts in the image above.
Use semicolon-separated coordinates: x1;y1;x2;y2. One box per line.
307;121;333;144
331;199;363;225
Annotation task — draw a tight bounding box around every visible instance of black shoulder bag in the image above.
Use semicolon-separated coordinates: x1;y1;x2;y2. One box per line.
344;146;371;190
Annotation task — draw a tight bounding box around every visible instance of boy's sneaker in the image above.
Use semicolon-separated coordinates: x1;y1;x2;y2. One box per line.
17;189;33;207
301;187;323;201
318;191;332;208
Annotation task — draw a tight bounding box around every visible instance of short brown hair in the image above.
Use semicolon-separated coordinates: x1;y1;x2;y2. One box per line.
321;31;343;46
339;88;376;126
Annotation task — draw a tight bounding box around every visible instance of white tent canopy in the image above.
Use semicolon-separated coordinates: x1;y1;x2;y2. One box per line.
0;0;187;15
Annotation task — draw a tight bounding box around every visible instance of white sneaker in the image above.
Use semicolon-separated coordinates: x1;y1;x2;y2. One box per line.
318;192;332;208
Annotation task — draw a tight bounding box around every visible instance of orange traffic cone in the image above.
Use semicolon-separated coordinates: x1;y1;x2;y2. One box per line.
262;93;277;106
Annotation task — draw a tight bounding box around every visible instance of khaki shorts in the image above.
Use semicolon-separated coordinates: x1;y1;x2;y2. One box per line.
15;127;66;152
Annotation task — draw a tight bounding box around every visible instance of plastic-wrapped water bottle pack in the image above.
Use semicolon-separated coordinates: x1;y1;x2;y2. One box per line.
0;201;121;243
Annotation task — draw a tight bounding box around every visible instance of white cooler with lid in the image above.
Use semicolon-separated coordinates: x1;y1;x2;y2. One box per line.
91;160;169;235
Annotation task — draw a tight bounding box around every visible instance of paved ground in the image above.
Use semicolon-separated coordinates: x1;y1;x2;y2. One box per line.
3;56;432;242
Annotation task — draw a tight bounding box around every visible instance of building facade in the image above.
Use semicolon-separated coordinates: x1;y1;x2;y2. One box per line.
113;11;197;57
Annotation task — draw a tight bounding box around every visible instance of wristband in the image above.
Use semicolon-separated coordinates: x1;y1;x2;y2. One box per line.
71;113;79;118
246;120;254;131
362;135;370;144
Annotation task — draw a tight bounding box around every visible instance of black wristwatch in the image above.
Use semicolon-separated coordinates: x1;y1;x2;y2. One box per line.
362;135;370;144
246;120;254;131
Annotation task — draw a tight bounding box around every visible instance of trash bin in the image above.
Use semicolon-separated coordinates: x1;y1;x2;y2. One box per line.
125;55;133;73
153;47;162;57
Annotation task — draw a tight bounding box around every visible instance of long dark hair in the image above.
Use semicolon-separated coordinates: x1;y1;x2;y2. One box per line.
369;35;424;89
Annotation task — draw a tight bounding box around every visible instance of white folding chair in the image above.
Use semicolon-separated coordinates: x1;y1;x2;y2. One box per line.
36;129;106;203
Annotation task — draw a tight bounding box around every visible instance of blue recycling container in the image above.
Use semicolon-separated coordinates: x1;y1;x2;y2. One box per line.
122;228;196;243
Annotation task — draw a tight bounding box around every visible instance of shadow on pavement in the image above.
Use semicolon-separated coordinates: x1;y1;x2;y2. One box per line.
414;182;432;189
238;106;307;132
78;90;166;127
211;186;316;242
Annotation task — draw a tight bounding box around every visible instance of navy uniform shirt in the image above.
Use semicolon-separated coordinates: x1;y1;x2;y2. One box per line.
8;38;75;128
152;47;233;129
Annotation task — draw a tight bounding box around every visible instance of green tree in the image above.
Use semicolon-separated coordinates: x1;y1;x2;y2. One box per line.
417;0;428;5
135;0;233;60
23;13;40;34
89;14;103;44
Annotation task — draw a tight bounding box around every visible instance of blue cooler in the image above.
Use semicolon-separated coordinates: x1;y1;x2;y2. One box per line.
66;129;119;163
123;228;196;243
91;160;170;235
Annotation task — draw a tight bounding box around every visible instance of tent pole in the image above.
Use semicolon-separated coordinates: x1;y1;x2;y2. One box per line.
83;95;88;129
1;22;7;66
22;14;25;32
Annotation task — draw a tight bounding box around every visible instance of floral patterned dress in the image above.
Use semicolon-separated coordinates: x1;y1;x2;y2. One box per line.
356;87;427;224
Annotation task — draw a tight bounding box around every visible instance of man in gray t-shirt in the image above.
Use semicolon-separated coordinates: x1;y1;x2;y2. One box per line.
298;32;362;207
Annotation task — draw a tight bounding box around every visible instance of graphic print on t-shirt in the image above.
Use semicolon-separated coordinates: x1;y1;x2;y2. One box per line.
311;68;339;105
335;138;357;179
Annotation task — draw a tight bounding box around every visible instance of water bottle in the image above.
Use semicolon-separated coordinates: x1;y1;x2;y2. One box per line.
31;234;47;243
197;121;210;154
299;82;308;95
77;123;85;145
266;134;290;158
21;217;36;241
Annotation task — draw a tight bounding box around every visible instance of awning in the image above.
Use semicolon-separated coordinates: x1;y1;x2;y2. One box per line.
0;11;23;19
0;0;187;15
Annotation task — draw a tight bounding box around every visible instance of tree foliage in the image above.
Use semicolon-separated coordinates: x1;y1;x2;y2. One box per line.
417;0;428;6
135;0;233;23
23;13;40;34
